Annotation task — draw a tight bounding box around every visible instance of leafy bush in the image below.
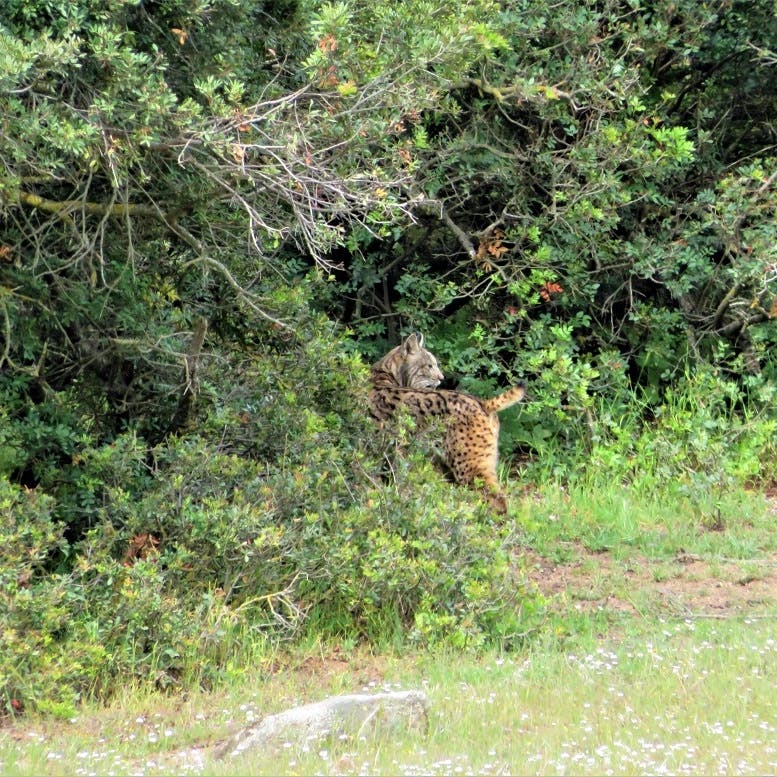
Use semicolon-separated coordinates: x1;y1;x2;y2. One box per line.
583;368;777;501
296;456;544;649
0;480;77;717
0;324;546;715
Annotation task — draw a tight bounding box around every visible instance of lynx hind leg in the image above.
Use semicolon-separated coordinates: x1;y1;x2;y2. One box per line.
471;468;509;515
445;425;508;513
484;488;508;515
462;470;509;515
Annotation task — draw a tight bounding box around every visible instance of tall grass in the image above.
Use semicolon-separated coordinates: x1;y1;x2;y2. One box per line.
514;482;777;561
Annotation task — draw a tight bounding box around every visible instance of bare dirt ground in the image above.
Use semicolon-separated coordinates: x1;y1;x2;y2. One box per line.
522;495;777;621
523;548;777;618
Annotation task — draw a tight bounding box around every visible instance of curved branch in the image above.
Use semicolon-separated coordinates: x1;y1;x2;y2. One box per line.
712;283;740;329
454;77;579;109
719;312;768;336
180;255;292;331
13;185;292;331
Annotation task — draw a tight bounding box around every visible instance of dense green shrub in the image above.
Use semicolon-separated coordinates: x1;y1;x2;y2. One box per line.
0;327;545;715
0;453;543;714
580;369;777;499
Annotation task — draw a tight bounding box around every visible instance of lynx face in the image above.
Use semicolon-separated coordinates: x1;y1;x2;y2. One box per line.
369;333;525;514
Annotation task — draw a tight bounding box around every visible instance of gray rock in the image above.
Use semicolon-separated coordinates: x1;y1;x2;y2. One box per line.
217;690;430;760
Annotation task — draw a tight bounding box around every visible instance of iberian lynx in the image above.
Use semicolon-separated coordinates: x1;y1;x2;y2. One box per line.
369;333;525;513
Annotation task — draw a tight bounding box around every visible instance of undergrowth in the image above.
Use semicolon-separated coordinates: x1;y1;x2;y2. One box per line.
1;360;775;719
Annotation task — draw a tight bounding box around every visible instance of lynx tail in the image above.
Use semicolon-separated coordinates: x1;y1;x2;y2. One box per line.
480;384;526;414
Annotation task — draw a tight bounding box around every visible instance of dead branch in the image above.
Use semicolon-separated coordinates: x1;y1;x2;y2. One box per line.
415;198;476;258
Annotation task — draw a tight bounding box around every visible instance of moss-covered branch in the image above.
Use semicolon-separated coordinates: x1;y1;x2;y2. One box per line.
14;189;160;219
455;77;577;106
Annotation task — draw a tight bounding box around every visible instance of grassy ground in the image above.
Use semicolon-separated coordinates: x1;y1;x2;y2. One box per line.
2;485;776;776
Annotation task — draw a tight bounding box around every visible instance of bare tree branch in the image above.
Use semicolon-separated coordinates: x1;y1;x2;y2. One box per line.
415;198;476;258
181;255;292;331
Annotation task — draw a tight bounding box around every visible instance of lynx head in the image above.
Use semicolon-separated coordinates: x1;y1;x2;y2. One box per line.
371;333;444;389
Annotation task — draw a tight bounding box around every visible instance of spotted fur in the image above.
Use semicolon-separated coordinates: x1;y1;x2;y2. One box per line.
369;333;525;513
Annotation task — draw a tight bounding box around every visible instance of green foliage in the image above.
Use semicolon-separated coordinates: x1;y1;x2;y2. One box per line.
630;370;777;496
313;0;776;461
1;0;776;719
0;480;71;715
0;448;543;713
297;463;543;649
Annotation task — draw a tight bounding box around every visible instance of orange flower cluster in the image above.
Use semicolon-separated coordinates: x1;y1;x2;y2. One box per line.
540;281;563;301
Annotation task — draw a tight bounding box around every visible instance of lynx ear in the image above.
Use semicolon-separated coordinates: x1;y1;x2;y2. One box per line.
402;332;424;355
402;332;424;356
